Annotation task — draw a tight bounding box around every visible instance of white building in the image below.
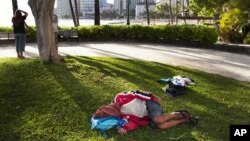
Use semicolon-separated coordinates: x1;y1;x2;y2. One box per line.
135;4;155;19
114;0;156;16
57;0;71;18
158;0;188;7
114;0;123;15
57;0;108;18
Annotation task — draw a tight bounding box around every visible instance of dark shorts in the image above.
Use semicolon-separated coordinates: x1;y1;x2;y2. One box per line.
146;100;164;128
146;100;164;120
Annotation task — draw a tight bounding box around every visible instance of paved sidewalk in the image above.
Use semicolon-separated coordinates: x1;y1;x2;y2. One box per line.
1;42;250;82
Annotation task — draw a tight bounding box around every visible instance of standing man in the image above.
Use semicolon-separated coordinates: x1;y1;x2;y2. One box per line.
12;9;28;58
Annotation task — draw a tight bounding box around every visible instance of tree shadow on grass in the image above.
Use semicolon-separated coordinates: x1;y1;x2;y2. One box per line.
68;56;180;94
44;56;184;141
0;58;113;140
62;56;250;140
0;59;66;140
1;57;249;141
178;89;250;141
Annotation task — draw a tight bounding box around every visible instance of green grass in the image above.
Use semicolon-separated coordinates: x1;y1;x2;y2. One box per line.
0;57;249;141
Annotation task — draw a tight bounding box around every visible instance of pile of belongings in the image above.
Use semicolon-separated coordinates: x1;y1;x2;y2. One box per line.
158;75;195;97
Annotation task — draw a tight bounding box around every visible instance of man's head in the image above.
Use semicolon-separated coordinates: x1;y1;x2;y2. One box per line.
15;9;22;17
93;103;121;118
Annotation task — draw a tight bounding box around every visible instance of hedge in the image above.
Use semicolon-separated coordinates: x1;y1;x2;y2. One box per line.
0;25;218;44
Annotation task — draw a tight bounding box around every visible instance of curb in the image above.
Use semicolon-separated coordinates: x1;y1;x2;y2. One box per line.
1;40;249;55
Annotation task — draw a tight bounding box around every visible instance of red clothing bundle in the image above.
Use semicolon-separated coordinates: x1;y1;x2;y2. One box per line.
113;90;158;132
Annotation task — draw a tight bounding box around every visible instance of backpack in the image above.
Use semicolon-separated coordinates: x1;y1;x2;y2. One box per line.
159;75;195;97
91;116;122;138
165;82;187;97
161;76;187;97
91;103;122;138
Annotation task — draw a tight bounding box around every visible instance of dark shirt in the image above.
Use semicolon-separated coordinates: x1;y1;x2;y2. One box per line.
12;16;27;34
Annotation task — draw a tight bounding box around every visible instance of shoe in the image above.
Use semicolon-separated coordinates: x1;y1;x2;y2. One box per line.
18;56;25;59
189;116;199;124
175;110;190;118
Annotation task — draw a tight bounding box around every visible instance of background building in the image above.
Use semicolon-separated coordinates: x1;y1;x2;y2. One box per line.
57;0;71;18
135;3;155;19
57;0;108;18
114;0;156;17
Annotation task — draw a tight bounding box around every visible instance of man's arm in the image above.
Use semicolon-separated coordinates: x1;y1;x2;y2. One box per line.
151;95;161;105
20;10;28;17
117;120;139;134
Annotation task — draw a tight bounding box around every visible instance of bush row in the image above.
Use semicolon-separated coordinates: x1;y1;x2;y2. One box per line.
74;25;218;44
0;25;218;44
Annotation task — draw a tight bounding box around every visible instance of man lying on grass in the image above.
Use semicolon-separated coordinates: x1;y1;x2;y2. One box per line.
113;90;198;135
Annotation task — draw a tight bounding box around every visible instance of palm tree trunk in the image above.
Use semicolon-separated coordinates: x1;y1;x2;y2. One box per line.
127;0;130;25
169;0;173;24
175;0;179;24
94;0;100;25
145;0;150;25
69;0;77;26
11;0;18;15
74;0;79;26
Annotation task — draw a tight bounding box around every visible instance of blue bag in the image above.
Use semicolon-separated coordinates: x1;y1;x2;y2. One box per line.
91;116;122;138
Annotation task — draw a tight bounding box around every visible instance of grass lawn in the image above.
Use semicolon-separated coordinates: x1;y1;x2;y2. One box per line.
0;57;249;141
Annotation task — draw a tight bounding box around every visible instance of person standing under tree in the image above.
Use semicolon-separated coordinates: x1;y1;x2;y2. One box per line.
12;9;28;59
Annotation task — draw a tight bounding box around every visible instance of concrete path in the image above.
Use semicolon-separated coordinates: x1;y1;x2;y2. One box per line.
0;42;250;82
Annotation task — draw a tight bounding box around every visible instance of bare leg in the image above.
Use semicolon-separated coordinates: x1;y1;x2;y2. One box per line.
20;52;25;58
17;52;20;58
153;112;187;124
156;118;190;129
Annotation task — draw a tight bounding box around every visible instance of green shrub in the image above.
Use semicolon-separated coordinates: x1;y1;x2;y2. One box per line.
243;32;250;44
0;27;13;32
112;25;127;39
26;26;36;39
75;26;91;39
219;8;248;43
0;25;218;44
198;26;218;43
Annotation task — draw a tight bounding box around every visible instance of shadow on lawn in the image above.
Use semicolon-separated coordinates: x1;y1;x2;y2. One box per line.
1;59;106;140
183;88;250;140
47;56;250;141
0;59;63;140
63;56;199;140
70;56;175;91
1;57;249;141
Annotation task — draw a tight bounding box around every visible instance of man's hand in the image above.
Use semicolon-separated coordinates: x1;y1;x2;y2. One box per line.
117;128;127;135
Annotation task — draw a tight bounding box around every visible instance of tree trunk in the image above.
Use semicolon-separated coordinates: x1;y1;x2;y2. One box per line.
94;0;100;25
11;0;18;15
28;0;62;64
127;0;130;25
145;0;150;25
69;0;79;26
175;0;179;24
169;0;173;24
74;0;80;26
69;0;77;26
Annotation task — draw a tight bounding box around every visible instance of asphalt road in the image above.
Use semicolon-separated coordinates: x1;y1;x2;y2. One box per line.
1;42;249;82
